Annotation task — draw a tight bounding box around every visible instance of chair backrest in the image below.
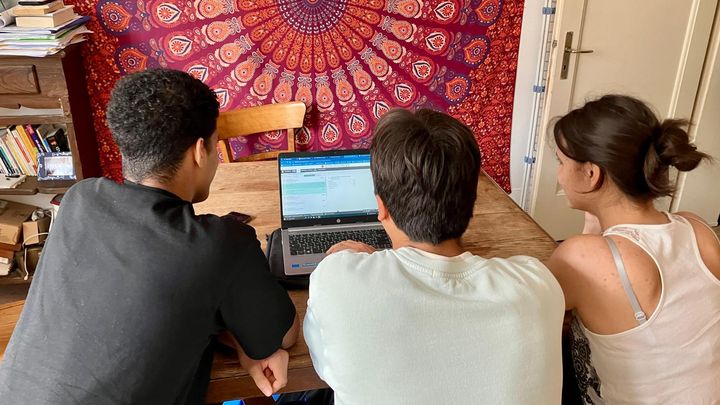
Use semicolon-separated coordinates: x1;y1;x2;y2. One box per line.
216;101;306;162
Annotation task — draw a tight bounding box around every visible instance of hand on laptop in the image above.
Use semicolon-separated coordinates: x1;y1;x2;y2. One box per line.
327;240;376;255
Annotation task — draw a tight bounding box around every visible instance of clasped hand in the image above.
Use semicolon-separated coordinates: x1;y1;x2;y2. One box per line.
238;348;289;397
219;332;289;397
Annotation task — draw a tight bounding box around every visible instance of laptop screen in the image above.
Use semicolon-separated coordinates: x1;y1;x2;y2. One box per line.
279;151;378;223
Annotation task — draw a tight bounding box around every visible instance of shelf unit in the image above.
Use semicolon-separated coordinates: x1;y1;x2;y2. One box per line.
0;43;101;194
0;272;31;286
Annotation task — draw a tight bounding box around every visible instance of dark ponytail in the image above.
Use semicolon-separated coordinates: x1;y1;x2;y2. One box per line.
644;118;709;197
554;95;711;201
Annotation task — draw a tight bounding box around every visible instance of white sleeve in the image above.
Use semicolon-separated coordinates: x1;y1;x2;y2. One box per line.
303;303;328;382
303;259;333;383
303;251;361;386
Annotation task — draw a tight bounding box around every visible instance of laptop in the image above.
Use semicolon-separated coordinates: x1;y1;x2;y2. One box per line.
279;150;391;275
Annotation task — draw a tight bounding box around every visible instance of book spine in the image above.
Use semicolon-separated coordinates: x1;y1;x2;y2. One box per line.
46;134;61;152
9;127;32;175
0;133;20;174
16;124;39;167
13;126;37;175
24;124;48;154
7;127;32;175
37;127;52;152
2;129;23;174
0;152;8;175
0;131;8;175
0;143;13;175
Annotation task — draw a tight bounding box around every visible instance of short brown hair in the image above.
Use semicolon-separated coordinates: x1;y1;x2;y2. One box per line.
554;94;710;201
370;109;481;244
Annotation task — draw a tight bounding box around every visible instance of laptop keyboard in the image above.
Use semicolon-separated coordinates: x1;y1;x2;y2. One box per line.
289;229;392;255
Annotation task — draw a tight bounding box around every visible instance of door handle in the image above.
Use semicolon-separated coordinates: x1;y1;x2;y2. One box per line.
565;48;594;54
560;31;593;79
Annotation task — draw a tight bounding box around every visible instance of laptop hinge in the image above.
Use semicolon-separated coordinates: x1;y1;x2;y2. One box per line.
286;222;382;233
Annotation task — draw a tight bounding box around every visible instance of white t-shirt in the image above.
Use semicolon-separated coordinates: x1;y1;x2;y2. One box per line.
304;247;565;405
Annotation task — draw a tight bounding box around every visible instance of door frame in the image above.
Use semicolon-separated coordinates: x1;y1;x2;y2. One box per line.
515;0;719;234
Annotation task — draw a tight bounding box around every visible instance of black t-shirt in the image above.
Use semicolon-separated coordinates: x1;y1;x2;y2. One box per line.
0;178;295;404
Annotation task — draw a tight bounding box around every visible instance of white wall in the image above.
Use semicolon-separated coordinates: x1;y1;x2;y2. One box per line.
509;0;545;204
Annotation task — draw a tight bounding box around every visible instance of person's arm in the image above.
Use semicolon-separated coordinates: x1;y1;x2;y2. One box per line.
302;301;327;382
303;269;329;383
543;236;593;311
219;227;297;360
218;332;289;397
281;314;300;349
301;253;350;384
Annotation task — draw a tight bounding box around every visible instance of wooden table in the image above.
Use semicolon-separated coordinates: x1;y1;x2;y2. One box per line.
0;161;557;403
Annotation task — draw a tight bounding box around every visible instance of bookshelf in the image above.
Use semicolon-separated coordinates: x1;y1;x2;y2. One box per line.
0;43;100;194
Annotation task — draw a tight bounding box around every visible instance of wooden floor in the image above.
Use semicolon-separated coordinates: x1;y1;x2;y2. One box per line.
0;284;29;308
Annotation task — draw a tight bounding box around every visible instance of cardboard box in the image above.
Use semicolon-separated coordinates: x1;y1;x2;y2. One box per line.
0;242;22;252
0;200;37;245
23;216;51;245
0;248;13;264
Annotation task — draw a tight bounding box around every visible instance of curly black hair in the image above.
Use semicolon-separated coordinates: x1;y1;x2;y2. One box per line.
106;69;220;181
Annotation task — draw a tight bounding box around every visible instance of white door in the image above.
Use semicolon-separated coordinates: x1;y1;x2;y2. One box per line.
529;0;718;240
673;7;720;225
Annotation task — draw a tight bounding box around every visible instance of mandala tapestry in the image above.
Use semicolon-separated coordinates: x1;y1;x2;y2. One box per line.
66;0;524;190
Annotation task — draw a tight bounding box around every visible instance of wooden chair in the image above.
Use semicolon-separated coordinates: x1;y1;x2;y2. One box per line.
216;101;306;162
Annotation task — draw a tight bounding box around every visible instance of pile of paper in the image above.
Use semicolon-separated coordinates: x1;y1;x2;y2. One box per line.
0;174;27;189
0;13;90;57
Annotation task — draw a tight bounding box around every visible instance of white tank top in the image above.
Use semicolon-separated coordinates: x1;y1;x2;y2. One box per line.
581;213;720;404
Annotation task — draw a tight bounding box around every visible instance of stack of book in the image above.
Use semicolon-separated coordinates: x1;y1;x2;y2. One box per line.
0;124;68;177
0;0;91;57
14;0;76;28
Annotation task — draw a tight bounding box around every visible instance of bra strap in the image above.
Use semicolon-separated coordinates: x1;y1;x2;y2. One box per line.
605;236;648;325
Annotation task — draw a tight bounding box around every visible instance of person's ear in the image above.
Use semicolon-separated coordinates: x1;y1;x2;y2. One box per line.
376;195;388;221
192;137;207;168
586;162;603;191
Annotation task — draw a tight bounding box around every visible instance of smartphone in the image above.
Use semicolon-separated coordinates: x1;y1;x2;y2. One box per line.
227;211;252;224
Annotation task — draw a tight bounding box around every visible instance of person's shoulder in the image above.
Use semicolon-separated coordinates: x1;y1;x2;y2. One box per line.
675;211;719;243
58;178;119;214
486;255;562;292
675;211;720;278
550;234;609;267
64;177;115;199
197;213;258;241
311;249;395;282
675;210;708;224
186;214;263;265
544;234;615;293
474;255;565;312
